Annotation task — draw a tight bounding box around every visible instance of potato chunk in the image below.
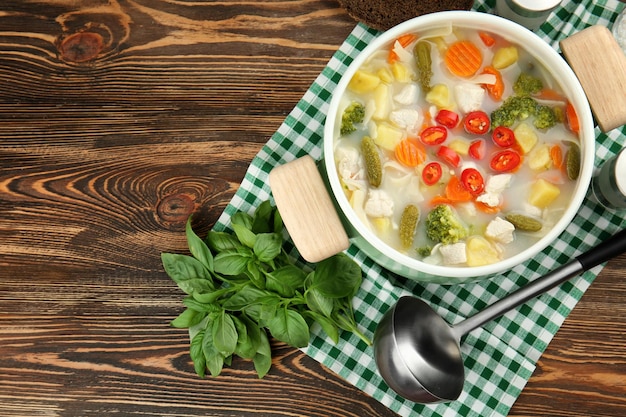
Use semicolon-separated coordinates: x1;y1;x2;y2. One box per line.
528;179;560;208
348;70;380;93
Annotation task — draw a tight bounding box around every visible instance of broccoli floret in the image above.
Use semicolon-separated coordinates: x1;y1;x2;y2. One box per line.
425;204;467;245
417;246;433;258
513;73;543;96
491;96;537;128
340;102;365;136
533;104;557;129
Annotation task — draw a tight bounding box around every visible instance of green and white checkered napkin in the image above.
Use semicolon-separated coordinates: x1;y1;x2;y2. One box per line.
216;1;626;415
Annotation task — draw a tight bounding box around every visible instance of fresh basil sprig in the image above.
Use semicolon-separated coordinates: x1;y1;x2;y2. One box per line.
161;200;370;378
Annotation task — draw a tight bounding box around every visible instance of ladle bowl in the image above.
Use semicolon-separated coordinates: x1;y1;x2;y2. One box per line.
373;228;626;403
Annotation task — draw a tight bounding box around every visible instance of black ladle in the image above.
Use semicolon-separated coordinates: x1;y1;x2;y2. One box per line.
373;227;626;403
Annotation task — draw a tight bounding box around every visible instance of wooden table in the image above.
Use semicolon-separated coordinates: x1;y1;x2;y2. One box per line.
1;1;624;416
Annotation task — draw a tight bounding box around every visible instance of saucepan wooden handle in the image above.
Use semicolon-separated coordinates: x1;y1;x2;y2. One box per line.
560;25;626;132
269;156;350;263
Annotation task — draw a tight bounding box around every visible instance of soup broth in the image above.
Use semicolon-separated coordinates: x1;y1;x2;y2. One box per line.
333;26;581;267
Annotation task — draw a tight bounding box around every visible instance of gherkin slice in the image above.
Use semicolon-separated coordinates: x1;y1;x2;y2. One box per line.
361;136;383;187
566;142;581;181
399;205;420;249
505;213;543;232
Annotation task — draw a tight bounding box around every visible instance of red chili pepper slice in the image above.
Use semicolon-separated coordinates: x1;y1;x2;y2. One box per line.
490;150;522;172
435;109;459;129
463;110;490;135
468;139;486;160
437;145;461;168
422;162;442;185
492;126;516;148
461;168;485;196
419;125;448;146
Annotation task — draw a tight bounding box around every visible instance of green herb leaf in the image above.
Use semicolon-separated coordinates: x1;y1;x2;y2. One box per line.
311;253;362;298
202;328;225;377
253;329;272;378
212;312;238;356
253;233;282;263
190;330;207;378
234;315;261;359
246;261;266;289
232;223;257;248
273;208;283;234
251;200;274;234
183;296;218;312
232;211;254;230
305;311;339;343
171;308;206;328
305;287;335;318
221;285;271;311
206;231;241;252
266;308;310;348
266;265;307;298
186;217;214;271
162;253;212;284
213;251;250;276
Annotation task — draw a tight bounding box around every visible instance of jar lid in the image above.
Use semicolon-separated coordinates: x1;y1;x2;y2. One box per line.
512;0;561;12
616;150;626;197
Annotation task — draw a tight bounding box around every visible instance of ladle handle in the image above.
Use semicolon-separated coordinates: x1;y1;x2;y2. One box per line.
453;228;626;338
576;228;626;270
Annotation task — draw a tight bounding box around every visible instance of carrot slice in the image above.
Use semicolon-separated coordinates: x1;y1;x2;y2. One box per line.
388;33;418;63
535;88;567;102
475;201;501;214
479;31;496;47
550;145;564;169
565;101;580;134
481;66;504;101
445;175;473;202
445;40;483;77
430;195;453;206
395;138;426;167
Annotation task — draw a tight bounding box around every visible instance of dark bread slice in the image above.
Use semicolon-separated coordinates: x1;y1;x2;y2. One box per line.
337;0;475;31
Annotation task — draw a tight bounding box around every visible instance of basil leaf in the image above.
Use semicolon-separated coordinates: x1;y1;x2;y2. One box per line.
273;208;283;234
221;285;266;311
232;223;256;248
212;312;238;356
202;328;225;377
190;330;207;378
186;218;214;271
305;287;334;318
253;329;272;378
171;308;205;328
232;211;254;229
234;315;261;360
190;290;227;305
251;200;274;234
246;261;265;289
206;231;241;253
161;253;212;283
311;253;362;298
213;251;250;276
183;290;221;313
305;311;339;343
266;308;310;348
266;265;307;298
258;299;279;326
253;233;282;263
177;278;214;296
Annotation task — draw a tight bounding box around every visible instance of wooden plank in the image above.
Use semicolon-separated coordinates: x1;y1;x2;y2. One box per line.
270;156;350;263
561;25;626;132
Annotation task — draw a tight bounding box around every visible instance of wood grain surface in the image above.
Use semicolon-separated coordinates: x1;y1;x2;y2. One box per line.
0;1;625;416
